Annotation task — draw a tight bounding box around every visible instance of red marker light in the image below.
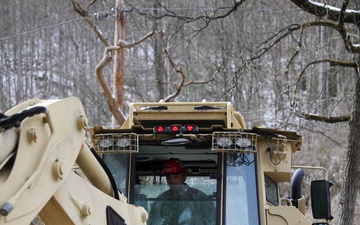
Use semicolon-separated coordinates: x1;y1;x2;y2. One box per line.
183;124;198;133
153;125;167;133
154;124;198;134
157;126;165;132
169;124;182;133
186;125;194;131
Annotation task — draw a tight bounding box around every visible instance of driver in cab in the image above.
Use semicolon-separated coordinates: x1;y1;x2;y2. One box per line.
148;158;216;225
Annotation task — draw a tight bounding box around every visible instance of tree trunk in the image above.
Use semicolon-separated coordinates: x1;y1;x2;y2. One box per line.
340;75;360;225
113;0;126;127
153;0;165;100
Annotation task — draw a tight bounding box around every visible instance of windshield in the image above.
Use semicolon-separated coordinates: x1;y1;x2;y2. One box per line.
103;145;259;225
133;143;218;225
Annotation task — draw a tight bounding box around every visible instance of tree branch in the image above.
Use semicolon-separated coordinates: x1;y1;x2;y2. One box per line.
300;113;351;123
288;1;360;54
131;0;245;23
183;63;222;86
339;0;350;26
118;30;165;48
162;48;186;102
162;43;221;102
293;59;357;101
129;0;245;37
291;58;357;122
300;20;360;53
289;0;360;25
70;0;111;46
95;46;126;125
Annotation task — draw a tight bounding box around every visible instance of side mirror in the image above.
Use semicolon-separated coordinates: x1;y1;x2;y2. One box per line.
311;180;333;220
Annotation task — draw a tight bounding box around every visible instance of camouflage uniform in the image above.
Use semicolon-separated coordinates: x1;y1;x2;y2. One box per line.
149;184;216;225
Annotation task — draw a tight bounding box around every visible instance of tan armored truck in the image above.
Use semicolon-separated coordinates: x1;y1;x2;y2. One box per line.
0;97;332;225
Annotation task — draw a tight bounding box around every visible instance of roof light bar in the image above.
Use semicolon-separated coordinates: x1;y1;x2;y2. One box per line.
153;124;199;134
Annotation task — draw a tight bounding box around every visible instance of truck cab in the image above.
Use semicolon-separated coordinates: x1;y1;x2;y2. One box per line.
90;101;332;225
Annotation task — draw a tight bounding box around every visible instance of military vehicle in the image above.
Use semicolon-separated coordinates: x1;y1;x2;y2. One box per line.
0;97;332;225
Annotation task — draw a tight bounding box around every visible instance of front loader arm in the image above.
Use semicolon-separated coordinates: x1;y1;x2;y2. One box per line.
0;97;147;225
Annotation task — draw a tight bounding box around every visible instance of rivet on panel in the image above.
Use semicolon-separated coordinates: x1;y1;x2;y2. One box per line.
52;159;64;180
81;203;92;217
77;114;88;130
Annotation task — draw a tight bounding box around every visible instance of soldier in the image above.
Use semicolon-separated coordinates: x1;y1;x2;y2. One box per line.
149;158;216;225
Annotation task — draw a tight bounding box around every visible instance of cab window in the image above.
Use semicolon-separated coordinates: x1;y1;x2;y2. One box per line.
102;154;130;195
225;153;260;225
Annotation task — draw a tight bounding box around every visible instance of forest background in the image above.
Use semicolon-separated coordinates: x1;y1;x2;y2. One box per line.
0;0;358;224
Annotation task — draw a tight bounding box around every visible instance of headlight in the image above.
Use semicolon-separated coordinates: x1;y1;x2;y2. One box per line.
235;138;252;148
98;138;113;148
212;132;257;152
116;138;131;147
94;133;139;153
216;137;233;147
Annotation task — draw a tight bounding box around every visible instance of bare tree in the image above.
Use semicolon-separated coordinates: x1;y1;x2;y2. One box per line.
70;0;222;125
1;2;358;223
286;1;360;224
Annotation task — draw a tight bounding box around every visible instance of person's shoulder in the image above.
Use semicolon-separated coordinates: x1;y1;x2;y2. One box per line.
188;187;209;198
188;186;205;193
156;190;172;199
